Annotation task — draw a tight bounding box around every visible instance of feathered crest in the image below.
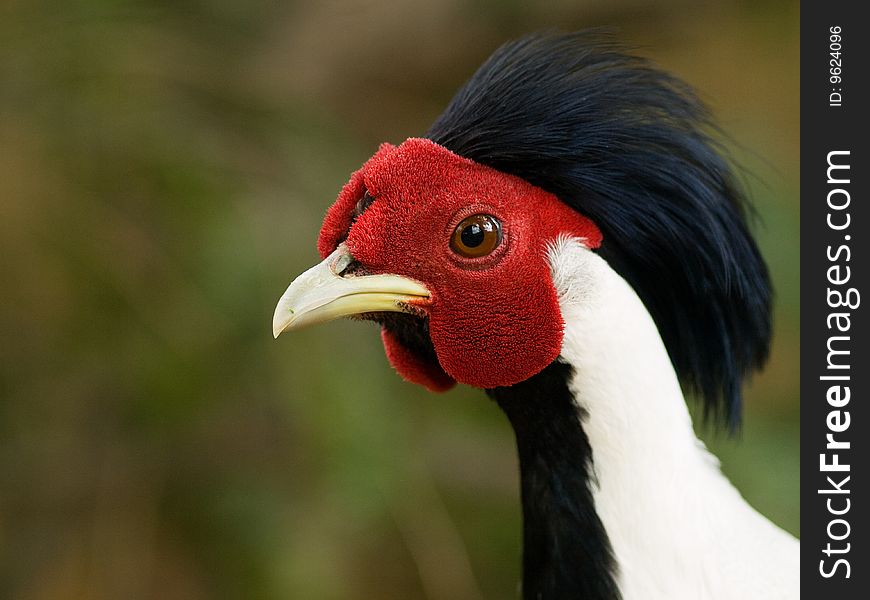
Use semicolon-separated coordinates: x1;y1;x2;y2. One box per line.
426;31;771;429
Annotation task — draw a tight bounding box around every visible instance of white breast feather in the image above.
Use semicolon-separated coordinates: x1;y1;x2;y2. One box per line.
547;236;799;600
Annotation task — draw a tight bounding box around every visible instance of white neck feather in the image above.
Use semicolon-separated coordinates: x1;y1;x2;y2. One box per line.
547;237;798;600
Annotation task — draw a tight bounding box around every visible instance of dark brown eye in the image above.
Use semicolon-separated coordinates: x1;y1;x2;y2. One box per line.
450;214;502;258
353;192;374;220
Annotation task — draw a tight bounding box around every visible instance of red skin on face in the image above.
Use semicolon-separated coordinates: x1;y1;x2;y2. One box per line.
318;138;602;391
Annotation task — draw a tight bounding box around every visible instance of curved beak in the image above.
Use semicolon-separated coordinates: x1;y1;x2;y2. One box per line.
272;244;430;338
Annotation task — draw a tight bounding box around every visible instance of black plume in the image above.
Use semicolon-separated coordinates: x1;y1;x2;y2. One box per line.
426;31;771;429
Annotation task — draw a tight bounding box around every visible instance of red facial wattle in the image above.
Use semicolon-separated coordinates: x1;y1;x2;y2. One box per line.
318;138;602;390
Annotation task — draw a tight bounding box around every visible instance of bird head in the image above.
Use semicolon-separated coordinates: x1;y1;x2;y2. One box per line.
273;32;772;427
273;138;601;390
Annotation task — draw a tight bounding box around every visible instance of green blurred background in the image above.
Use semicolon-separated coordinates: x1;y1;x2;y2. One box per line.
1;1;799;599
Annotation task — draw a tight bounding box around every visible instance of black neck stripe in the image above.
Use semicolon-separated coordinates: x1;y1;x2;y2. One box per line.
487;360;621;600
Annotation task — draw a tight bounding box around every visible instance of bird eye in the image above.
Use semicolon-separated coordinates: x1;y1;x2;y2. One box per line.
450;214;502;258
353;192;375;220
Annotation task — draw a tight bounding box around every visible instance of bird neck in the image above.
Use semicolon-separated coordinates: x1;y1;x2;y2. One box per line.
488;361;621;600
489;238;790;599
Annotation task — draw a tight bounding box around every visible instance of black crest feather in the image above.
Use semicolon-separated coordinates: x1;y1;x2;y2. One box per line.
426;31;771;429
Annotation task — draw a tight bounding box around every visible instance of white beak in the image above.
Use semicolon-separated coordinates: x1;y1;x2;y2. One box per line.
272;244;430;338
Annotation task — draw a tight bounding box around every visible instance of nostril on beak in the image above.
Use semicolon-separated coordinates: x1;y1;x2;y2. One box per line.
330;243;355;276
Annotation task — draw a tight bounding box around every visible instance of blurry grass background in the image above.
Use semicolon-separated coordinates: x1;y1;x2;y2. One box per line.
1;1;798;599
